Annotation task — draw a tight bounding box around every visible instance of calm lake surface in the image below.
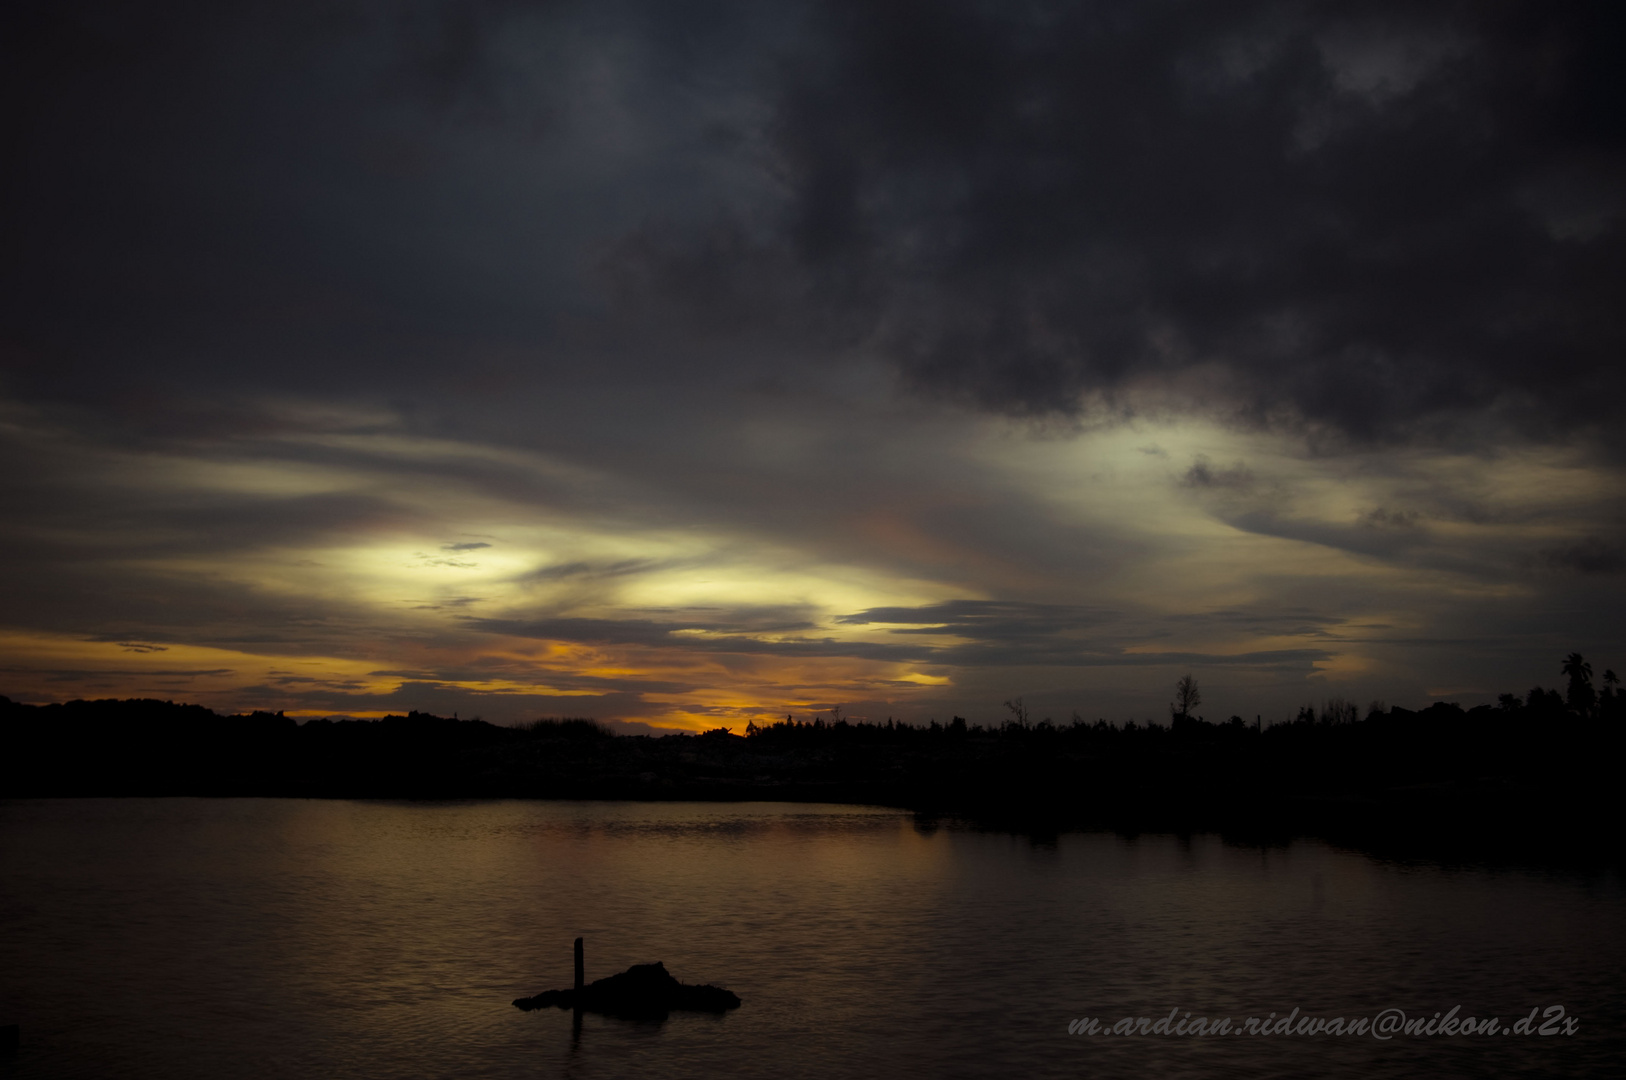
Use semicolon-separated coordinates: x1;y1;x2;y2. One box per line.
1;798;1621;1078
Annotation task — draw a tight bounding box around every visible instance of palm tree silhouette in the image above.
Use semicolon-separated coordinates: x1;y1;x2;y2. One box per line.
1562;653;1595;715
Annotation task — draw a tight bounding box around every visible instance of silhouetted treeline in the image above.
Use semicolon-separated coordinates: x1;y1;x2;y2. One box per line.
0;700;613;798
3;657;1623;863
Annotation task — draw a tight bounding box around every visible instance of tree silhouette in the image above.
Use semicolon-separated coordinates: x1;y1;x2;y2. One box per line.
1562;652;1596;715
1172;674;1201;722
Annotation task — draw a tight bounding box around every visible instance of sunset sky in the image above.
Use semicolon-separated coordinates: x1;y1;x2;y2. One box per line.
3;0;1622;732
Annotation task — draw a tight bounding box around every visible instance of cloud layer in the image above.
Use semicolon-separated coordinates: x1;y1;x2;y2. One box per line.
1;1;1622;728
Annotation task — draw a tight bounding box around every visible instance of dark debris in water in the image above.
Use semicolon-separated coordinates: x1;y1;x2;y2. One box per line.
513;961;741;1021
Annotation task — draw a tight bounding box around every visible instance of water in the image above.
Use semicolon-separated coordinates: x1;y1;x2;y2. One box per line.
0;799;1621;1078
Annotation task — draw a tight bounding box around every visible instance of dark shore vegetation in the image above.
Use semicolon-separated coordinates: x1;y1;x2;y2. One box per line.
3;656;1622;866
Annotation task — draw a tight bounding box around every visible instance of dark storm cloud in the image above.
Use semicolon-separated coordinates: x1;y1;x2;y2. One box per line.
5;0;1622;449
1;0;570;404
622;0;1626;445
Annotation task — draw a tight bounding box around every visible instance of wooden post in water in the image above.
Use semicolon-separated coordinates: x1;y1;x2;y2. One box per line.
571;936;585;1042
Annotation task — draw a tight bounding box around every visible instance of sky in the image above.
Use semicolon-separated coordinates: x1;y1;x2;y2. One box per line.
2;0;1623;732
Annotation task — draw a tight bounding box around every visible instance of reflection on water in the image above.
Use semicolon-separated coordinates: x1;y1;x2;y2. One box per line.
0;799;1622;1078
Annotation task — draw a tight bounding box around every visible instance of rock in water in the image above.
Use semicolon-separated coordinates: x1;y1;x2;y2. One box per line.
513;961;741;1020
